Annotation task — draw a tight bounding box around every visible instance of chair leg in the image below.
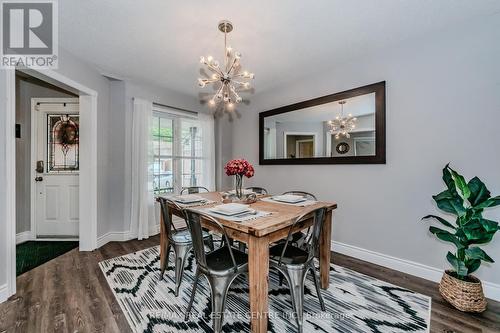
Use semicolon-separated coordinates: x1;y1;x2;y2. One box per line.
286;268;306;333
173;244;191;297
310;263;326;311
205;234;215;251
185;267;201;320
160;244;171;279
207;275;233;333
279;272;285;286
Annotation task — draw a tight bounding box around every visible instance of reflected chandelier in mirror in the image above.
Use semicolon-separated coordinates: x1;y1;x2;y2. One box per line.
259;82;385;165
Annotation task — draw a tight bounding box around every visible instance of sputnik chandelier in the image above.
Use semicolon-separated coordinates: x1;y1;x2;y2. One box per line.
328;101;357;139
198;20;254;109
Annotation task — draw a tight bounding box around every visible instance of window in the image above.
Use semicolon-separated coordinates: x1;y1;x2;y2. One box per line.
149;109;204;195
47;114;79;172
150;113;174;194
180;118;203;188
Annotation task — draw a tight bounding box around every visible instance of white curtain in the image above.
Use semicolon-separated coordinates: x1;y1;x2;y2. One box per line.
130;98;155;240
199;112;216;191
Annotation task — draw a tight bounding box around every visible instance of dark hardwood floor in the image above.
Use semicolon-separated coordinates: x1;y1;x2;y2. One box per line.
0;235;498;333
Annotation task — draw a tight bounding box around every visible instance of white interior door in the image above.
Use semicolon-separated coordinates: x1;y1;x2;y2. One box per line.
33;98;80;237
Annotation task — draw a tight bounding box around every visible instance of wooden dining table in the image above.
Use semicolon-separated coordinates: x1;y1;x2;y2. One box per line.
159;192;337;333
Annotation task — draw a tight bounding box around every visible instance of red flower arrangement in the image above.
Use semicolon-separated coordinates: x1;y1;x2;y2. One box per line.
225;159;254;199
224;158;254;178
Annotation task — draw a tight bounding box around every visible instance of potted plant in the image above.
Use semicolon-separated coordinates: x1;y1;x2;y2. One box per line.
224;158;255;199
422;164;500;312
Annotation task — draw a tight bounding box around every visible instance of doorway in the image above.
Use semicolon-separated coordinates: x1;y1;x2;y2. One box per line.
3;68;99;301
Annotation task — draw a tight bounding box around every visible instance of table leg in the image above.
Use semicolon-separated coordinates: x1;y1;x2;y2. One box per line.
319;210;332;289
248;235;269;333
159;209;170;277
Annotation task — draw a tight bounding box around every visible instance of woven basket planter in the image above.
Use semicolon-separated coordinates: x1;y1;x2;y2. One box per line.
439;270;487;313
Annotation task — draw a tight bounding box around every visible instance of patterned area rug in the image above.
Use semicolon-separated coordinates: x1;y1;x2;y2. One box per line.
99;246;431;333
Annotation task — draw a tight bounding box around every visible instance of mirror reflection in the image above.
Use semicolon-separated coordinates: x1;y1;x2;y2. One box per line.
263;92;376;159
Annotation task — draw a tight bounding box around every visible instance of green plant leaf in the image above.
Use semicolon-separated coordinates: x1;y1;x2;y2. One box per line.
462;221;495;244
434;196;467;217
450;168;471;201
433;190;454;201
468;177;491;206
480;219;500;233
476;195;500;210
429;226;464;248
443;164;457;195
465;247;494;263
422;215;456;229
466;259;481;275
446;252;468;277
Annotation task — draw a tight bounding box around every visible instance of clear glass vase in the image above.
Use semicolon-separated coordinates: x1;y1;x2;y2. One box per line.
235;174;243;199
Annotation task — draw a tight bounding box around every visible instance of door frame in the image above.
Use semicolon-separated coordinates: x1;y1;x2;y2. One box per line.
30;97;80;240
3;68;98;300
295;139;315;158
283;131;317;158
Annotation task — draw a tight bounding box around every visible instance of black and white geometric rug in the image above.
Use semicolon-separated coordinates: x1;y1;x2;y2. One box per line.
99;246;431;333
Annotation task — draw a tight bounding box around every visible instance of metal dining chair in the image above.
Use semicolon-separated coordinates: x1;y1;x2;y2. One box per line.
180;186;209;195
158;197;213;296
282;190;317;201
281;191;317;248
269;206;327;333
245;186;268;195
183;209;248;333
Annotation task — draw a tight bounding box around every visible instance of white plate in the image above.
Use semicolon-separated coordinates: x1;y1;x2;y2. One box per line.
209;203;250;216
271;194;307;203
173;195;205;204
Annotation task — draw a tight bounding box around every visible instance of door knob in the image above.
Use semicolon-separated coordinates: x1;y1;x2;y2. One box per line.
35;176;43;182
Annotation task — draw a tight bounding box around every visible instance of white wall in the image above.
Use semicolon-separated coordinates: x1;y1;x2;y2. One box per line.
231;13;500;291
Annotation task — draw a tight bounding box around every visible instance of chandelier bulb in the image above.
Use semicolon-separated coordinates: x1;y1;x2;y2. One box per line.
207;56;213;63
208;99;215;106
199;56;205;64
236;96;242;103
227;102;234;109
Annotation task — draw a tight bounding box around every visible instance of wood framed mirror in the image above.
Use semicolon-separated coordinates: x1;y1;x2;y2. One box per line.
259;81;386;165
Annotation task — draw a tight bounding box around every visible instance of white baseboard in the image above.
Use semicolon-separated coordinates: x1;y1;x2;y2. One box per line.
97;231;132;248
333;241;500;302
97;224;160;249
0;284;8;303
16;231;32;244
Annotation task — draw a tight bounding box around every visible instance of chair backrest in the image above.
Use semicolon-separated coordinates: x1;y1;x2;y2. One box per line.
184;209;239;272
278;206;327;265
282;190;317;201
158;197;181;241
246;187;268;195
180;186;209;195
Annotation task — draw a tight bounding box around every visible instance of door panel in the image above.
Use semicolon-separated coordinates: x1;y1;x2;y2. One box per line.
34;99;79;237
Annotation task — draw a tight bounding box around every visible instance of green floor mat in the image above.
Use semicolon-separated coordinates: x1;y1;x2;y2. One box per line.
16;241;79;276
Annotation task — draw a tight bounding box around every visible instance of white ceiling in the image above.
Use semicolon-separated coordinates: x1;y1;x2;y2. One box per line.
59;1;500;100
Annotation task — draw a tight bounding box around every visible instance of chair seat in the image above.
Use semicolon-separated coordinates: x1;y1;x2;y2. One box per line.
206;247;248;272
171;228;210;244
269;243;309;265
